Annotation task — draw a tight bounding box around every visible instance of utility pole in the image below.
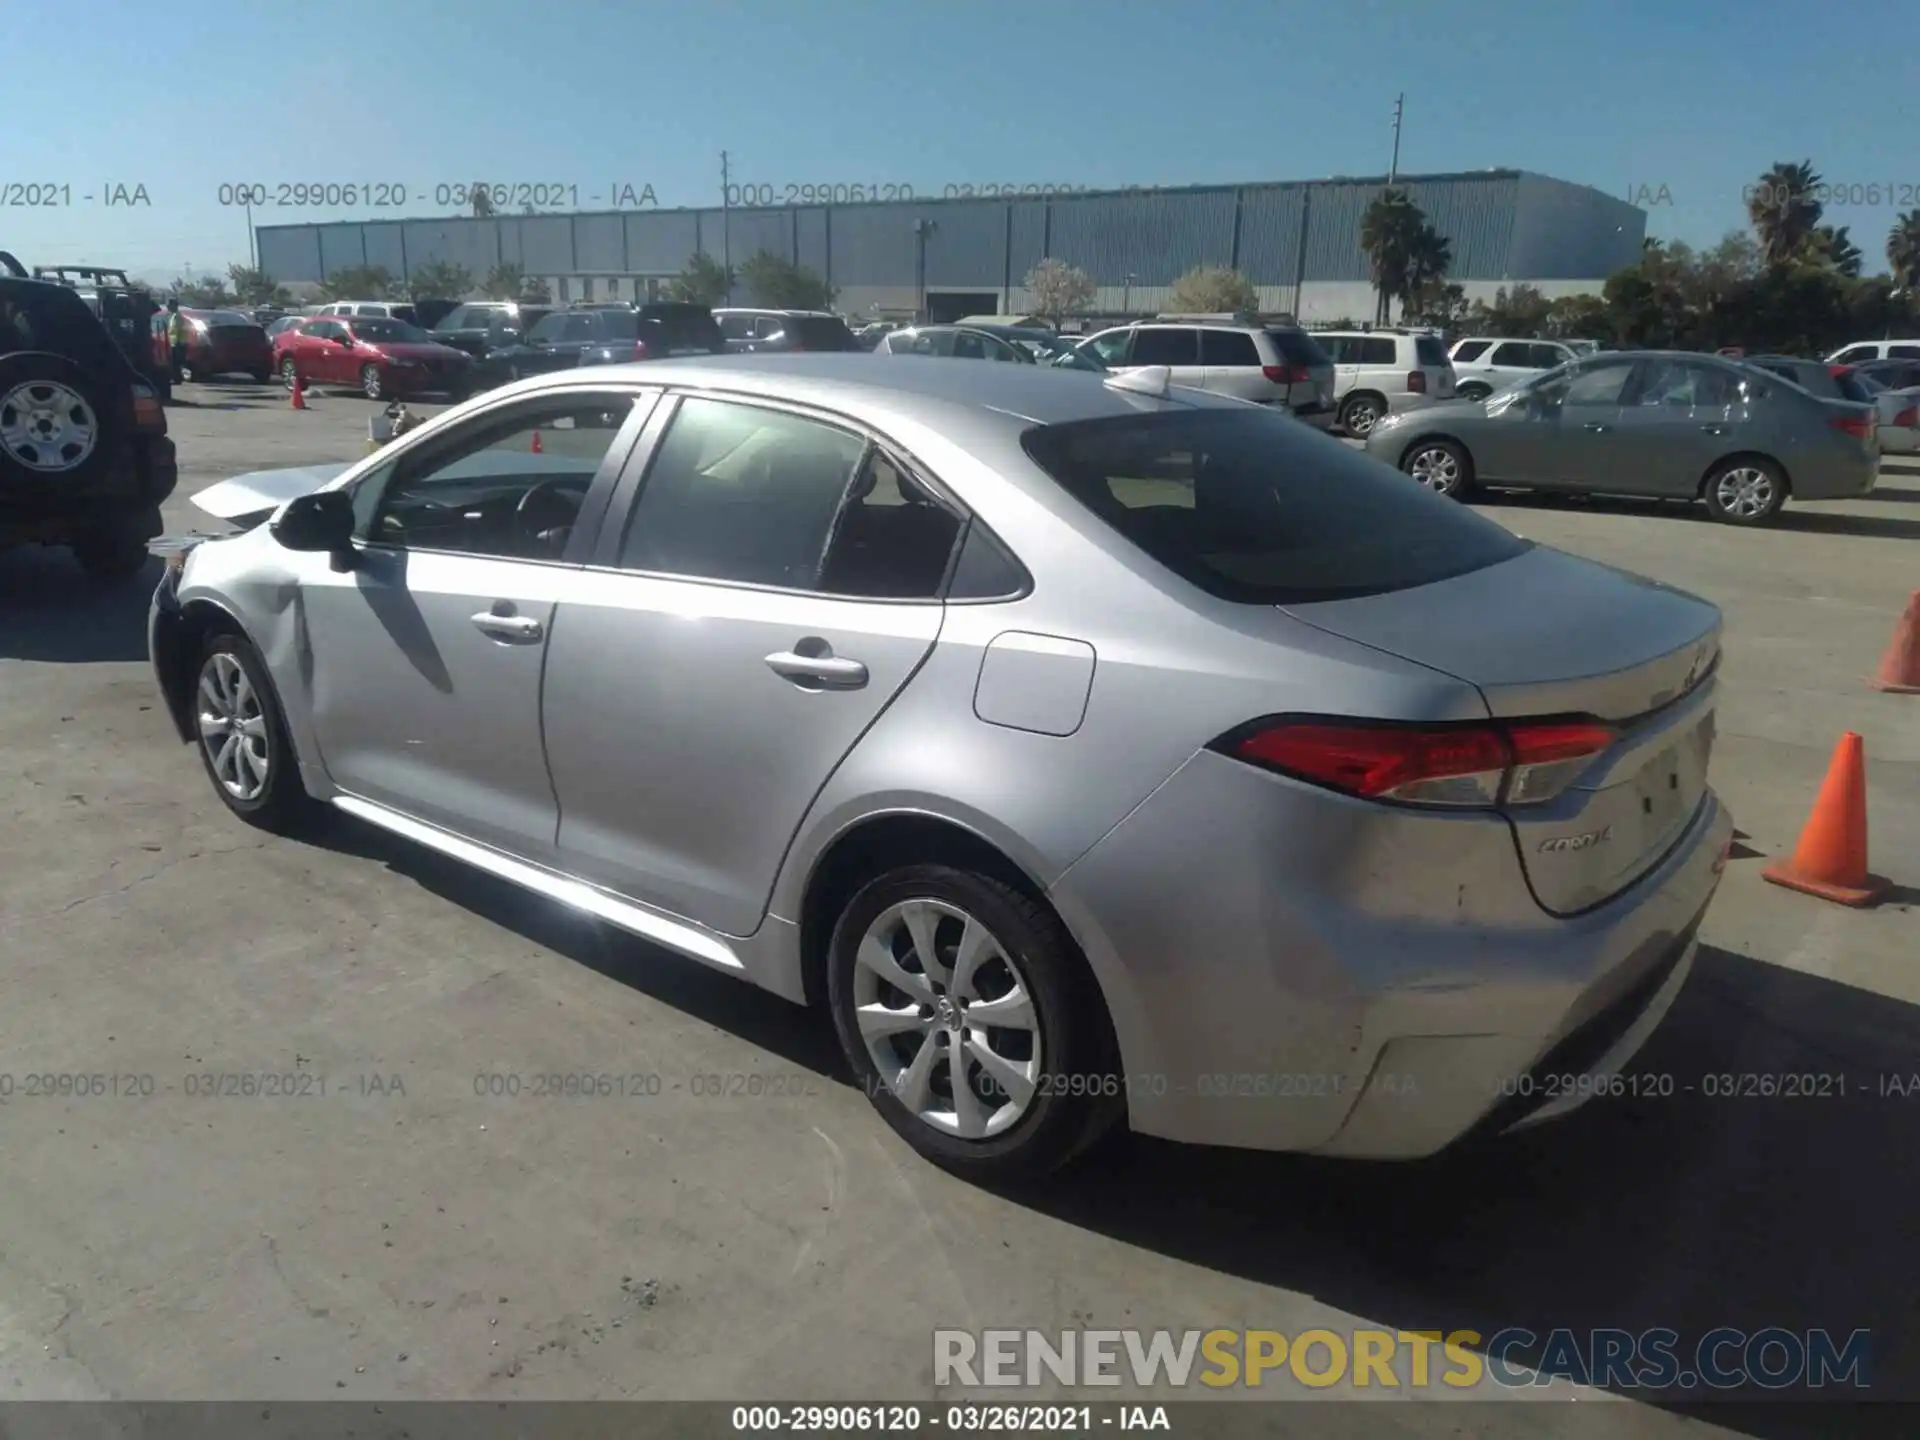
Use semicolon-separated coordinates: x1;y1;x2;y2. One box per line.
912;218;936;321
720;150;733;304
1388;93;1404;187
244;200;256;271
1122;272;1136;314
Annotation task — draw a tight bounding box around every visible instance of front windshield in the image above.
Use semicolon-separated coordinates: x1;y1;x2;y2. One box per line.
349;318;430;343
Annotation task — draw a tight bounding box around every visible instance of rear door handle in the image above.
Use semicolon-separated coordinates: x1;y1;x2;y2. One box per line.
1583;422;1610;433
471;610;544;642
765;649;869;690
1699;424;1728;435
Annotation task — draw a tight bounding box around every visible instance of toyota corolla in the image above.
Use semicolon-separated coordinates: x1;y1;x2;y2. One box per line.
150;356;1732;1180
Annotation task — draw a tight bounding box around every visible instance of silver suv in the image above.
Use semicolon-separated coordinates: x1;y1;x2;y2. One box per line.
1449;337;1577;400
1076;320;1336;426
1310;329;1456;437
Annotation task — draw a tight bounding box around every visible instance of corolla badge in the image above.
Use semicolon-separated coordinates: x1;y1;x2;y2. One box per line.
1539;826;1613;854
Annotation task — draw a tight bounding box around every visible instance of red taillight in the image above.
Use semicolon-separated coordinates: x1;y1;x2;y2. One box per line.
1262;363;1309;384
1406;370;1427;394
1830;412;1874;440
1896;406;1918;428
1830;365;1854;378
632;339;652;360
1220;717;1615;807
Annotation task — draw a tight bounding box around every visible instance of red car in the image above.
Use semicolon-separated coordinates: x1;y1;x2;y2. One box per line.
272;315;474;401
151;307;274;382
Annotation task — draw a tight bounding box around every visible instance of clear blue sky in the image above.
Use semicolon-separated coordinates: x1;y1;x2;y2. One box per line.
5;0;1915;281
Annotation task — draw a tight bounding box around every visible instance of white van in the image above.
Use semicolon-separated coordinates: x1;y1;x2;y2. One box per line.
1828;339;1920;365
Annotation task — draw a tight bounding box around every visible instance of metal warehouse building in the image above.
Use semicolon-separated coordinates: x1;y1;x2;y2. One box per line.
257;169;1645;325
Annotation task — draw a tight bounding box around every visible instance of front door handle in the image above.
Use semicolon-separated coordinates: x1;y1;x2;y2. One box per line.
1583;422;1610;433
471;609;544;642
1700;424;1728;435
765;648;869;690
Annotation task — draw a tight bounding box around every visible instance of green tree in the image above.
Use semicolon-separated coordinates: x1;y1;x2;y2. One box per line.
407;260;475;300
170;273;233;307
1747;160;1823;268
668;251;733;305
519;276;553;303
318;265;398;301
1541;293;1614;342
1359;188;1426;323
1887;210;1920;289
738;250;834;309
1023;258;1096;324
469;182;496;218
226;264;291;306
483;262;529;299
1803;224;1862;278
1166;263;1257;314
1400;224;1453;321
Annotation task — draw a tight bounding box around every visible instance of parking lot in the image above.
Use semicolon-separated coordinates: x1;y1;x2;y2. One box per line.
2;378;1917;1433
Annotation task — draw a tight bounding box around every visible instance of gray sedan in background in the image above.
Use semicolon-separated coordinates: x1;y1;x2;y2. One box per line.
151;356;1729;1180
1365;350;1879;525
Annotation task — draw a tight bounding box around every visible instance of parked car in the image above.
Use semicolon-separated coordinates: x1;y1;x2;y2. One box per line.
150;307;274;382
487;306;650;379
1736;354;1873;404
272;315;473;400
577;303;729;367
1447;337;1579;400
27;263;167;397
1846;356;1920;392
152;354;1729;1179
1365;350;1878;525
1075;320;1336;427
854;321;904;350
1309;329;1456;437
311;300;422;325
264;315;307;341
880;325;1106;373
714;309;862;353
1;257;176;576
1826;339;1920;366
430;301;559;382
1841;367;1920;454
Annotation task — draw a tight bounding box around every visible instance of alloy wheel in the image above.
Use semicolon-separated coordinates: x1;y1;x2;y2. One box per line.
361;365;383;400
0;380;98;472
281;358;299;390
1342;397;1382;436
1407;444;1462;494
196;652;271;801
851;897;1042;1140
1713;466;1775;519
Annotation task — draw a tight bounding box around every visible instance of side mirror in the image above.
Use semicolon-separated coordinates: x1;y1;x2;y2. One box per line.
334;334;355;346
271;490;357;569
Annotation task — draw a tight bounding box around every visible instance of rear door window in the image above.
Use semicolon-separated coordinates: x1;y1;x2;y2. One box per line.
1891;345;1920;360
1129;327;1199;365
1356;337;1395;365
1200;330;1260;366
1452;340;1492;363
1019;408;1527;604
1489;342;1535;367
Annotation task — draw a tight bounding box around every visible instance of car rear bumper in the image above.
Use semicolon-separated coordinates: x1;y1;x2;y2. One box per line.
1046;750;1732;1158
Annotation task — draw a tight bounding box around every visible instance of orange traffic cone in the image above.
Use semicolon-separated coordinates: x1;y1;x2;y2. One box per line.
1762;732;1888;906
1871;591;1920;694
289;373;306;410
530;429;542;453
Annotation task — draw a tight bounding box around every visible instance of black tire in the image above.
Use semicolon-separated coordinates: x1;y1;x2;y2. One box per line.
250;368;272;384
191;630;312;832
1701;456;1787;526
360;364;383;400
1338;392;1385;437
1400;437;1475;498
0;351;125;489
827;864;1122;1181
447;382;472;404
280;356;301;391
70;520;153;580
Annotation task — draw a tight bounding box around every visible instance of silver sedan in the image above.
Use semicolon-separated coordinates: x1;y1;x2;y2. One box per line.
151;356;1731;1179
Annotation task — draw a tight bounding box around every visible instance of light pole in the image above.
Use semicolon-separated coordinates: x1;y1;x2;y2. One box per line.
720;150;733;304
1123;272;1136;314
912;219;936;320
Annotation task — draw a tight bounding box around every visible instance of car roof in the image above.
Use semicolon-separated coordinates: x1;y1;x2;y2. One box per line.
562;351;1243;426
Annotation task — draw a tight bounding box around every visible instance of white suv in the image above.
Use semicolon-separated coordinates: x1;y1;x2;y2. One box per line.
312;300;421;323
1310;329;1456;437
1828;339;1920;365
1076;321;1337;426
1448;337;1577;399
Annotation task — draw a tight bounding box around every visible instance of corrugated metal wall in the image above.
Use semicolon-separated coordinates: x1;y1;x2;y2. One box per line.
255;171;1636;290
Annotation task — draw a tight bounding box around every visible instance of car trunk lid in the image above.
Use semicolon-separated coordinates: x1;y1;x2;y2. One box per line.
1283;546;1722;914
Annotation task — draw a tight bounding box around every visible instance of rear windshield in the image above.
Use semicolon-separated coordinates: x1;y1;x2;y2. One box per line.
1020;408;1527;604
203;310;256;327
787;315;860;350
596;310;642;339
1266;328;1329;367
642;306;725;348
1415;335;1449;366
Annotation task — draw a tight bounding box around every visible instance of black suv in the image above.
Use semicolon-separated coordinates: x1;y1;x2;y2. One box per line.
1;251;178;578
577;302;728;367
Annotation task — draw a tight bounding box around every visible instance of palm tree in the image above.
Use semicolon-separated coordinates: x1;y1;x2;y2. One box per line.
1804;224;1862;278
1747;160;1823;268
1401;224;1453;321
1887;210;1920;288
1359;189;1425;324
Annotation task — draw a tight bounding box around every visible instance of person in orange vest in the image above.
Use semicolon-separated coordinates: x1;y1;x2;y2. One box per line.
165;299;190;382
